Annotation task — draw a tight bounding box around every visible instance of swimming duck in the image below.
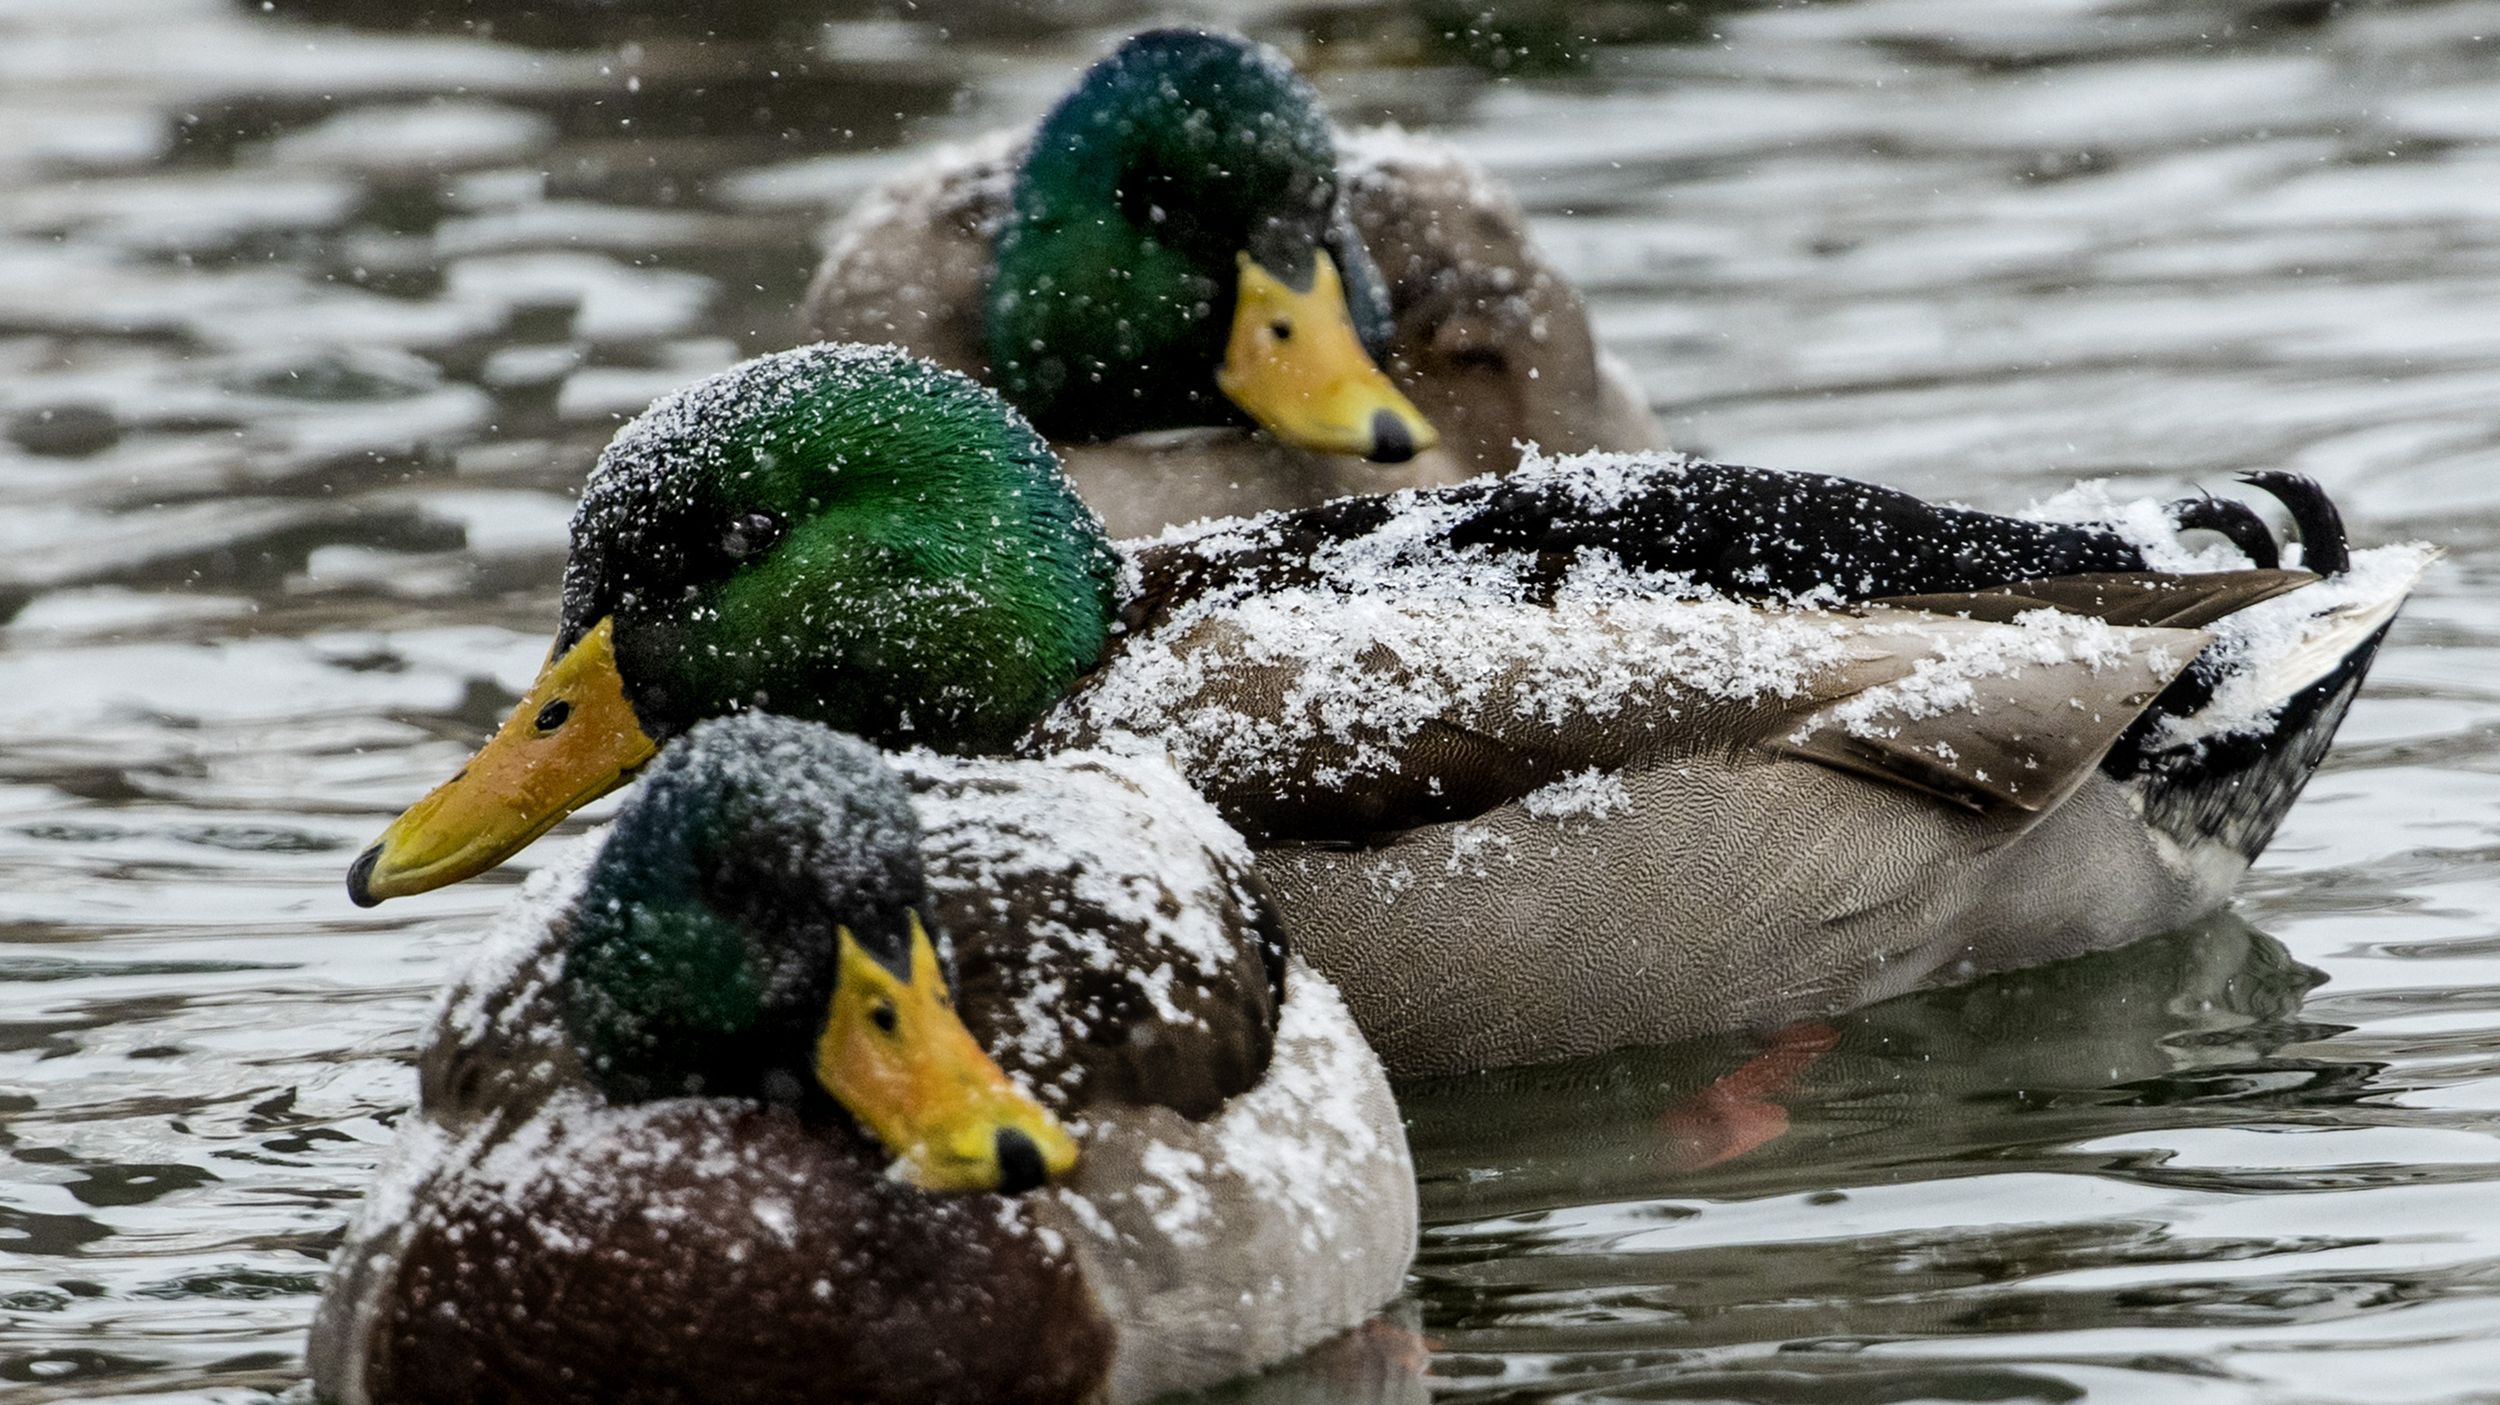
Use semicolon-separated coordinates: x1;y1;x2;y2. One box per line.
345;343;2429;1077
803;27;1661;536
312;712;1416;1405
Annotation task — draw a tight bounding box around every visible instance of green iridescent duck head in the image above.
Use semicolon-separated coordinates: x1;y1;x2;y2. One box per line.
563;712;1077;1193
988;28;1438;462
348;344;1117;905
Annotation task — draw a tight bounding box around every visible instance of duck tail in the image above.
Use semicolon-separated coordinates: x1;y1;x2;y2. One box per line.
2161;472;2352;575
2239;470;2350;576
2117;476;2430;863
2163;493;2279;569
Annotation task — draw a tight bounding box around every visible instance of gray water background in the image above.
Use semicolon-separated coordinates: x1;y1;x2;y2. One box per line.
2;1;2496;1400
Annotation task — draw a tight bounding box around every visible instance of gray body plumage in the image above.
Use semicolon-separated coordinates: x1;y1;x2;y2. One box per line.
1264;752;2225;1077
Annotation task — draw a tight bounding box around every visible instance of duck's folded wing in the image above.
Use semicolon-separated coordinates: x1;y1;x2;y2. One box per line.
1046;576;2285;844
1791;568;2318;814
1771;606;2204;817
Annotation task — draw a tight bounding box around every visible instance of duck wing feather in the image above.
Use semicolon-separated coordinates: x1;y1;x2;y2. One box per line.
1052;591;2228;844
1071;460;2313;841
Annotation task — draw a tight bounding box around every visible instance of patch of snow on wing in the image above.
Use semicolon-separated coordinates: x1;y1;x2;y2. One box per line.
1523;768;1635;824
1083;460;1869;793
1508;444;1701;515
1802;609;2167;745
1135;1141;1214;1246
1444;824;1515;876
1091;584;1854;790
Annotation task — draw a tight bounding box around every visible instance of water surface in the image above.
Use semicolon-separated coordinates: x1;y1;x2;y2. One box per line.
3;1;2496;1400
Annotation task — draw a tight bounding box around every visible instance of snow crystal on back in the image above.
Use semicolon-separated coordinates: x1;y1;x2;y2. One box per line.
2023;480;2255;573
1072;458;1868;790
904;747;1254;1062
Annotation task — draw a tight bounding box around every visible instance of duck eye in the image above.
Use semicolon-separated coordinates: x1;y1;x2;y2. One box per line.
869;1000;899;1035
720;511;785;563
534;699;571;732
1269;319;1293;341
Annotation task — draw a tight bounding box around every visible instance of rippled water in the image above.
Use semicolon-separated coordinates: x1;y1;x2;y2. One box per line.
3;1;2494;1400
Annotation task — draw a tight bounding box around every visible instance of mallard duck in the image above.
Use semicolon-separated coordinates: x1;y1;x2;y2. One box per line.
803;27;1661;537
345;344;2429;1077
312;712;1416;1404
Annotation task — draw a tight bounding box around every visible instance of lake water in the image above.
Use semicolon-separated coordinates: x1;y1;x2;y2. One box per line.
4;1;2496;1401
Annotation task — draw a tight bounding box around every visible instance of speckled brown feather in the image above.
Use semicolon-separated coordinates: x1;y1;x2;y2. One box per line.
1077;472;2267;842
912;768;1282;1120
365;1101;1113;1405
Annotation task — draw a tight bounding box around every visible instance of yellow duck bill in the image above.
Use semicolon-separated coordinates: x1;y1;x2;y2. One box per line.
347;618;659;906
817;918;1081;1194
1217;250;1438;464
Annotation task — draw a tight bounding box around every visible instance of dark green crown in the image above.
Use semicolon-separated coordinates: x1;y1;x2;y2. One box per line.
560;343;1119;752
563;714;924;1102
987;28;1394;439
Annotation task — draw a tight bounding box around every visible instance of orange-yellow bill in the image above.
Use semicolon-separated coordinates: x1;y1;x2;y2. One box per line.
817;917;1079;1194
1217;249;1438;464
347;617;658;906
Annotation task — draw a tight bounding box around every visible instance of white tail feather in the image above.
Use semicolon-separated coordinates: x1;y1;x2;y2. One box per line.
2158;543;2436;749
